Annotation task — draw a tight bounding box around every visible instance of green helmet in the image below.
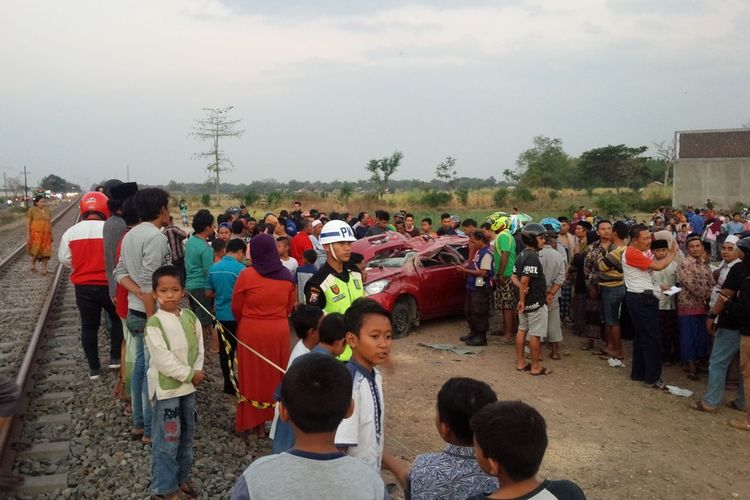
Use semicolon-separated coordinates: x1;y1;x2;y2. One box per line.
487;212;509;232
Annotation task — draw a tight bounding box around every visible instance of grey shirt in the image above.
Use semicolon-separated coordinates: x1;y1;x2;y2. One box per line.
113;222;170;313
231;449;387;500
103;215;127;298
539;246;567;305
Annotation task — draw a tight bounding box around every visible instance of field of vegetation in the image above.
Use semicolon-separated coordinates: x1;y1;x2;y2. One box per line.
172;185;673;225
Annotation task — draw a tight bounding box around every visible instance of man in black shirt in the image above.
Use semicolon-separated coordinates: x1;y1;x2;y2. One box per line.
691;235;748;413
512;223;550;376
436;213;457;236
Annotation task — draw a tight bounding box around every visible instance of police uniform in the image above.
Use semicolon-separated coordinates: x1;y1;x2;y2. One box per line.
305;262;365;360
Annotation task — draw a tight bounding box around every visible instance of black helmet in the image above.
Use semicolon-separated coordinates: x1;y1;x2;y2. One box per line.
737;236;750;257
521;223;547;247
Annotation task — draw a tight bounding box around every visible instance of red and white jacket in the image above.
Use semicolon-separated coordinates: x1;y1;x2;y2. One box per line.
58;220;108;286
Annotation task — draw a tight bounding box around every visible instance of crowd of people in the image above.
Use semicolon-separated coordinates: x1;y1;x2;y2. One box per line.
52;180;750;499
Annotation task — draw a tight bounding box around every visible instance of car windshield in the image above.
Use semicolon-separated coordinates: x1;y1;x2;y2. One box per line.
367;249;417;268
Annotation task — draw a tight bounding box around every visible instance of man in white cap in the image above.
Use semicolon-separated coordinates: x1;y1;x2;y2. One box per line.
304;220;364;361
309;219;327;268
690;234;747;413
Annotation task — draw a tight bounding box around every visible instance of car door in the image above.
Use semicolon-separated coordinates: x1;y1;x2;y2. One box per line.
415;247;465;319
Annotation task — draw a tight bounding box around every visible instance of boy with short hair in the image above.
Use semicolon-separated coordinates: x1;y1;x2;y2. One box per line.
270;305;325;453
296;249;318;304
272;311;348;454
231;354;386;500
206;238;246;394
421;218;437;238
468;401;586;500
211;238;227;262
145;265;204;500
335;298;395;472
276;236;298;276
404;377;499;500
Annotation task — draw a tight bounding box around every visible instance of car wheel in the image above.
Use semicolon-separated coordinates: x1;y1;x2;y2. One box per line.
391;298;414;339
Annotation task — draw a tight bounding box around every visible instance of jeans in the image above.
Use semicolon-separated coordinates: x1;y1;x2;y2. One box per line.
625;291;662;384
127;310;152;437
151;393;196;496
703;328;746;408
74;284;123;370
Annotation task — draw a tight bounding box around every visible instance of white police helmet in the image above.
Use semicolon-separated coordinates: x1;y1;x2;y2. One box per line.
319;220;357;245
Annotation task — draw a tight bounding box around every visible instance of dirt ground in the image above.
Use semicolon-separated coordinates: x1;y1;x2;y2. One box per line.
379;314;750;500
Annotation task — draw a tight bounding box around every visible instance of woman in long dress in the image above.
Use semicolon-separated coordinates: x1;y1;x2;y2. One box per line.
26;195;52;275
231;233;295;437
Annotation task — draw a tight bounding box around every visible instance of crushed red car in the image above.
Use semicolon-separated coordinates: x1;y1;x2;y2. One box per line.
351;232;470;338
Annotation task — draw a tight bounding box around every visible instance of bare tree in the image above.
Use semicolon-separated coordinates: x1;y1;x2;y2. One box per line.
435;156;458;190
192;106;243;205
6;176;22;197
652;140;676;186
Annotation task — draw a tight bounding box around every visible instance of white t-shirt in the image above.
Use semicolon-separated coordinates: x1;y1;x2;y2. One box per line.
335;363;384;471
281;256;298;276
622;246;659;297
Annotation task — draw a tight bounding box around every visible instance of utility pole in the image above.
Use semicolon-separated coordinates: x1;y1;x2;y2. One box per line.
126;164;130;182
21;166;30;207
3;172;7;200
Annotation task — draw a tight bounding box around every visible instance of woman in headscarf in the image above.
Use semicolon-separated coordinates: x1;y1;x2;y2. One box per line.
26;195;53;275
231;233;295;437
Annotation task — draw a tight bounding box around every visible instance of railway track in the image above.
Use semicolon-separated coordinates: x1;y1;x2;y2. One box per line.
0;200;80;496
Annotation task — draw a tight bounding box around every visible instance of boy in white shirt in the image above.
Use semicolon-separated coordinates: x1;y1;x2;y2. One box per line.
144;265;205;500
335;298;400;474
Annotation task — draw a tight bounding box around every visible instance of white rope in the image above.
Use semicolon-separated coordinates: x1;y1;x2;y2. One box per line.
186;291;286;375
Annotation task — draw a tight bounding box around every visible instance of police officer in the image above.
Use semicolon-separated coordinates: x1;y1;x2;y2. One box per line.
304;220;364;360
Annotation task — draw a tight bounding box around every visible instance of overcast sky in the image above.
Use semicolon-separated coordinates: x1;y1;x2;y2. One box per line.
1;0;748;189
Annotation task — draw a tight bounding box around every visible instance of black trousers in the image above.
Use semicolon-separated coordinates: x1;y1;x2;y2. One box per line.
625;291;662;384
465;288;490;336
74;284;123;370
217;320;238;393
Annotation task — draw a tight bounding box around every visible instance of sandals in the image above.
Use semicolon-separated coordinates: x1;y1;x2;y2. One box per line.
530;367;552;376
579;343;593;351
727;400;746;412
129;429;144;440
180;482;198;498
728;418;750;431
550;354;561;360
516;363;532;372
689;400;716;413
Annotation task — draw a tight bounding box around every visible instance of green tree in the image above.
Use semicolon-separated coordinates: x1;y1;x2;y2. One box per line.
435;156;457;190
266;191;282;208
339;183;353;203
244;190;260;206
514;136;575;189
578;144;649;189
39;174;80;192
366;151;403;199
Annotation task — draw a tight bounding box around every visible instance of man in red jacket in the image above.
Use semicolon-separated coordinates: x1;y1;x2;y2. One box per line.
59;192;123;380
291;219;314;265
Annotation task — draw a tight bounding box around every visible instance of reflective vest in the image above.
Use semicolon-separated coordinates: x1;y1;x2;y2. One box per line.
320;270;365;361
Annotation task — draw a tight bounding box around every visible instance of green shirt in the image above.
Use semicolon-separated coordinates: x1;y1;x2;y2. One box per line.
493;230;516;278
184;235;214;290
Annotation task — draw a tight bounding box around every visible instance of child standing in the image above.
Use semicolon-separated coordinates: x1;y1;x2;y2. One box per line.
206;238;247;394
276;236;298;276
145;265;205;500
335;298;397;472
402;377;499;500
296;249;318;304
231;354;385;500
271;311;347;454
468;401;586;500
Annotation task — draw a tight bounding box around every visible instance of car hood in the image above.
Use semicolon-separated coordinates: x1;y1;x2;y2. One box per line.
364;266;403;284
